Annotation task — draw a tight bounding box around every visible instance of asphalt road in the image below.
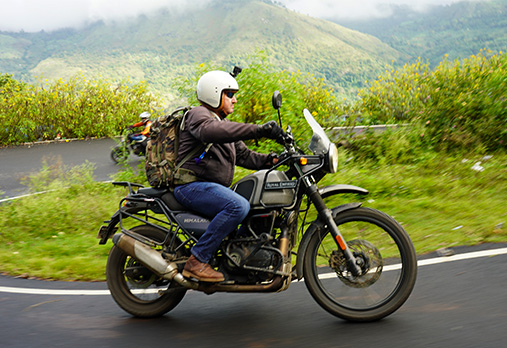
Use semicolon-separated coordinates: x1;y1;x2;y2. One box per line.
0;138;140;199
1;244;507;348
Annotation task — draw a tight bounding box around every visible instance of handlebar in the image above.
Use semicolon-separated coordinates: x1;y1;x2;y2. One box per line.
279;125;295;152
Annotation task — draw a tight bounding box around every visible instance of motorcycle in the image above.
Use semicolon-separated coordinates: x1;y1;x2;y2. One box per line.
97;91;417;322
110;129;147;163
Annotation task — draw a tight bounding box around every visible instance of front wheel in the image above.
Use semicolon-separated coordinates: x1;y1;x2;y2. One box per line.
302;207;417;322
106;225;187;318
110;144;129;163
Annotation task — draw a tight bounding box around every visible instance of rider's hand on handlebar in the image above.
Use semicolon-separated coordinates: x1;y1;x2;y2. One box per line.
265;152;279;167
257;121;283;140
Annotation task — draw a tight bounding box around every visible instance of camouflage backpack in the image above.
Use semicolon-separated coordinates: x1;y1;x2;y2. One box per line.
145;106;205;188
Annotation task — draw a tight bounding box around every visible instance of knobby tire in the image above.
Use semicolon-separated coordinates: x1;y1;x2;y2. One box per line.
302;207;417;322
106;225;187;318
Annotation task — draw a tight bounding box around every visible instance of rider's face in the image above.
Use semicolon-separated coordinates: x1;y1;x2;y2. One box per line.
221;91;237;116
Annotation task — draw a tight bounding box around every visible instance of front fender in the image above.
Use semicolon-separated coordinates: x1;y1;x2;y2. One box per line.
318;184;369;198
295;202;362;280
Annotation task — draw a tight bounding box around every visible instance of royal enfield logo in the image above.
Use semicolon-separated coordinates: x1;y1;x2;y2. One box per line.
183;218;210;224
265;181;297;190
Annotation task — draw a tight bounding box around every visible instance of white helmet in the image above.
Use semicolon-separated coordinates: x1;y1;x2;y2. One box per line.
139;111;151;119
196;71;239;109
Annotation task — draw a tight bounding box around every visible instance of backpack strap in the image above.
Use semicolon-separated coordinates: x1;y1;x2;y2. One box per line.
174;107;212;171
174;143;207;171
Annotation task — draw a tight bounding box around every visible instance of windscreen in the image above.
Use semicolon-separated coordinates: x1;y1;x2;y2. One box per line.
304;109;330;155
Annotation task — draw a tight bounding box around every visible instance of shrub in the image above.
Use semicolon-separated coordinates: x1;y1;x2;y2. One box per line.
0;74;161;145
420;51;507;152
347;50;507;158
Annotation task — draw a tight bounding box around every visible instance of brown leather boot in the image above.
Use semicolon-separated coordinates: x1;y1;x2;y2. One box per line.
182;255;225;282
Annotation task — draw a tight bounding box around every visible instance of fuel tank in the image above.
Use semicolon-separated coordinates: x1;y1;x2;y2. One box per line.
232;170;295;208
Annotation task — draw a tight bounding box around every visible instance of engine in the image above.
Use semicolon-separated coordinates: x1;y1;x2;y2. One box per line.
220;239;283;284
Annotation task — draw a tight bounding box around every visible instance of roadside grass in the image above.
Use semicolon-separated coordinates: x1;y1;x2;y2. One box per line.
0;159;126;281
0;152;505;281
324;152;506;254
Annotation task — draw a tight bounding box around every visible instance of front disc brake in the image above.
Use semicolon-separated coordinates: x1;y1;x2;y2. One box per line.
329;239;383;288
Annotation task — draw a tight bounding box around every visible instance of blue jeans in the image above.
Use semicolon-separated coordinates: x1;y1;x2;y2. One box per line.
129;134;145;142
173;181;250;263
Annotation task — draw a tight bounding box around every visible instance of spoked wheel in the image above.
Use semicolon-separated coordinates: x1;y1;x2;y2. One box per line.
110;144;129;163
303;207;417;322
106;225;187;318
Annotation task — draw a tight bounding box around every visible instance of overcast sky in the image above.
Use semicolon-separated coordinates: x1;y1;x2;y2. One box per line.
0;0;484;32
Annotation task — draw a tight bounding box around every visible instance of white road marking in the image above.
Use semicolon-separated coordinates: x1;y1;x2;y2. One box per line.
0;287;111;296
0;190;54;203
1;247;506;296
0;181;112;203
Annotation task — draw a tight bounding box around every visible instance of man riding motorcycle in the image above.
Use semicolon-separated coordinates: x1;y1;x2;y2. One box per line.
128;112;152;147
173;70;283;282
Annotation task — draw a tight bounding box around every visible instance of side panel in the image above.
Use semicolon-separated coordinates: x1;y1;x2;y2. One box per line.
173;213;210;238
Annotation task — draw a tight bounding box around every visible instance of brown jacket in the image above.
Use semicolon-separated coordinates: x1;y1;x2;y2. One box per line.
177;106;270;187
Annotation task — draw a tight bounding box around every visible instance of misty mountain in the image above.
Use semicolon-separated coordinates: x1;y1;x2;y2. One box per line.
0;0;402;99
333;0;507;66
1;0;506;101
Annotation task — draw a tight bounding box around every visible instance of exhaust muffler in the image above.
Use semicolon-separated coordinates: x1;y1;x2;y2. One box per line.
112;233;198;290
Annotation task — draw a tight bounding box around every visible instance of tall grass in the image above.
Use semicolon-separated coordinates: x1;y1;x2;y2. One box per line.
0;158;149;280
0;151;504;281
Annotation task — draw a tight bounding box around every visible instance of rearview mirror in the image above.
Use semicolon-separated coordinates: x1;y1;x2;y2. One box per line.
272;91;282;110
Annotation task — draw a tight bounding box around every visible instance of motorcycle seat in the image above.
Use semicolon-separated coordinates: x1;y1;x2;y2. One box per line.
138;187;168;198
137;187;187;211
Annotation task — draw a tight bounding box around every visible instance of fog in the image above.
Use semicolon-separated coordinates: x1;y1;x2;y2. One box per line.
277;0;486;21
0;0;213;32
0;0;486;32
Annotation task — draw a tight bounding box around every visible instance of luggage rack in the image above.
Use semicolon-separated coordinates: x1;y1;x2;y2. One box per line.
111;181;198;252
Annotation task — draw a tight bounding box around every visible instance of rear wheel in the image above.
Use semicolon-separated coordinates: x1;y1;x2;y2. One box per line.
303;207;417;322
106;225;187;318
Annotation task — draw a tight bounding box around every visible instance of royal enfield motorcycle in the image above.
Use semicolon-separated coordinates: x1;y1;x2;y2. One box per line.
97;91;417;322
110;129;147;164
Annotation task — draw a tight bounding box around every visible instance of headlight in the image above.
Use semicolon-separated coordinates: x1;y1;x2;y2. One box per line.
327;143;338;173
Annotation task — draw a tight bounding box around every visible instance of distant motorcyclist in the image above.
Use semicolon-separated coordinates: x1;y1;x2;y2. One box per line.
110;111;151;163
128;112;152;146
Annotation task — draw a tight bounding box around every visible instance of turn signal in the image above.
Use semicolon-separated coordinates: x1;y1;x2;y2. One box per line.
299;157;308;165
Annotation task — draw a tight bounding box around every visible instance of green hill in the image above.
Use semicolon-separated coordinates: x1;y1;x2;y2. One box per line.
0;0;403;100
334;0;507;67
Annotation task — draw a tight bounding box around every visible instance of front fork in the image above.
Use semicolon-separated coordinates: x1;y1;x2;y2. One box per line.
304;178;362;277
